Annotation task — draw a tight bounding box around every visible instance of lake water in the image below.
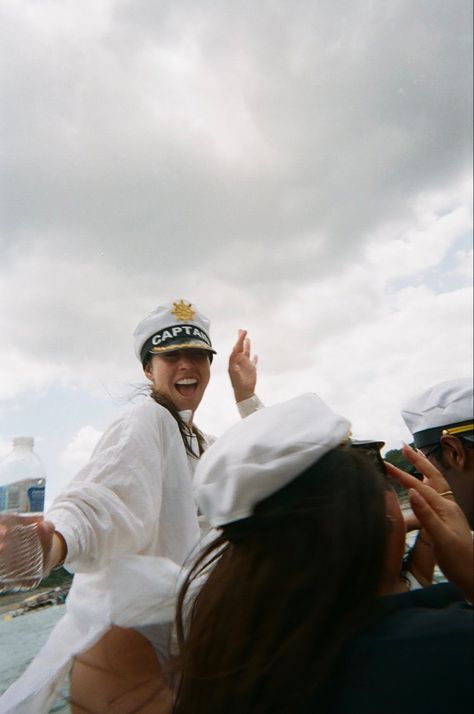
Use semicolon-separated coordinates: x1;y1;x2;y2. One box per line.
0;604;70;713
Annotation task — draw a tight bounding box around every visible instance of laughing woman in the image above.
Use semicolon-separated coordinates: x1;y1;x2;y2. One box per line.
0;299;260;714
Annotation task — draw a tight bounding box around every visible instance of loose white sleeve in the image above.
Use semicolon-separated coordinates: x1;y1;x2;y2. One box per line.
236;394;265;418
46;399;197;572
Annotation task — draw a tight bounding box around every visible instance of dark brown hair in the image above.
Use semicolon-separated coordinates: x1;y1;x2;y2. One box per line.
151;392;206;457
173;447;391;714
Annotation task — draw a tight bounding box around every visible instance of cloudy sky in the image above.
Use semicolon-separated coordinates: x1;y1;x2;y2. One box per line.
0;0;472;507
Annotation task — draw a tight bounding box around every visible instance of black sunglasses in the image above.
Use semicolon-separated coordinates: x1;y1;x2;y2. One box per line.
350;441;386;475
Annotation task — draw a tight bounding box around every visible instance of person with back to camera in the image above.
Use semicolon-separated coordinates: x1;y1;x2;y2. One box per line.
0;299;261;714
172;394;473;714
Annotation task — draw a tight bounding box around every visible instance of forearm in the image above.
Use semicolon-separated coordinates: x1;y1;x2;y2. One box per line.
47;487;149;571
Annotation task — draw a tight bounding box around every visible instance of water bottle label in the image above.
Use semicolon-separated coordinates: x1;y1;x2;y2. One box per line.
4;483;21;512
27;485;45;512
0;479;45;514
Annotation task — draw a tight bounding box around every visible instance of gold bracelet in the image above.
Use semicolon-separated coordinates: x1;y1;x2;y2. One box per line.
438;490;454;498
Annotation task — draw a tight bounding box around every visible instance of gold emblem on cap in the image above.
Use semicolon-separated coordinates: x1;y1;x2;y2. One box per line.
171;300;196;321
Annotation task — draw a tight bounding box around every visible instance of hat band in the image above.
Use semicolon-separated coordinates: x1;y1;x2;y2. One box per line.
413;420;474;448
140;324;215;362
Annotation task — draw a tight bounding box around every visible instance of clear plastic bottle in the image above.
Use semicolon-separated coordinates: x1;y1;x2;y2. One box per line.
0;437;46;592
0;436;46;514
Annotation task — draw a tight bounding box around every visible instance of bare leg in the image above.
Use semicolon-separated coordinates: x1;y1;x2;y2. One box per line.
69;626;174;714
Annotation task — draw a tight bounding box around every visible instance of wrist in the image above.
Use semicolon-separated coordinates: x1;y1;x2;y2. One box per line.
237;394;265;418
48;532;68;571
234;390;255;403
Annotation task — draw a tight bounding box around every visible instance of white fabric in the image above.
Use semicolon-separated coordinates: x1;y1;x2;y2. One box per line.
0;557;185;714
47;398;201;569
237;393;265;418
194;393;351;527
0;397;203;714
401;378;473;437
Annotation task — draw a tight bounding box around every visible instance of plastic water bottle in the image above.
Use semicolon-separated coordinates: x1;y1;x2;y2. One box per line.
0;437;46;592
0;436;46;514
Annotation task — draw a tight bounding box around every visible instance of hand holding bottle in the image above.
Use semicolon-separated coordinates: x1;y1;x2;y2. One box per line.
0;436;59;592
0;514;46;592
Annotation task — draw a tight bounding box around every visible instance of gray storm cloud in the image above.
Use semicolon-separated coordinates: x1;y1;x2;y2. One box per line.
1;0;471;277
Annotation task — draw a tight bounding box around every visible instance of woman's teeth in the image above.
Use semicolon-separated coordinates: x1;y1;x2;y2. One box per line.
175;378;198;395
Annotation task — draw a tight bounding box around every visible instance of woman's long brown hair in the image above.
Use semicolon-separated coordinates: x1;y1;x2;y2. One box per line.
150;391;206;457
173;448;391;714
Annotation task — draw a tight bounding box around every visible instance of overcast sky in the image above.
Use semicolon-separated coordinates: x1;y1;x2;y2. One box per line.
0;0;472;507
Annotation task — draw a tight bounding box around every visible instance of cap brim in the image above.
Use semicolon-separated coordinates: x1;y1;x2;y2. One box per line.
350;439;385;450
149;341;217;355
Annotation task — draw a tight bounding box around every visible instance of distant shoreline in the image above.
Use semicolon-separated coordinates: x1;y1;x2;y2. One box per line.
0;586;55;616
0;569;72;617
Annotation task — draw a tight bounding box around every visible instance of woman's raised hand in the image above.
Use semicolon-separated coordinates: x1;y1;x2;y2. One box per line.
228;329;258;403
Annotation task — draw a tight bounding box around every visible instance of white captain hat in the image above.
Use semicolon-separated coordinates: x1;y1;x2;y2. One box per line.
133;299;216;365
193;393;351;528
401;377;473;449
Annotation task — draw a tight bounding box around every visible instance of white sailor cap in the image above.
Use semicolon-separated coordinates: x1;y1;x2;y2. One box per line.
194;393;351;528
401;377;474;449
133;299;216;364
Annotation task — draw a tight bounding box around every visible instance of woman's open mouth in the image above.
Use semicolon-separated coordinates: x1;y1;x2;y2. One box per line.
175;378;198;397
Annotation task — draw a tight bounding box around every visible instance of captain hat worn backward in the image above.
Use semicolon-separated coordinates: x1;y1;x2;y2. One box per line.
193;393;351;528
133;299;217;365
401;377;474;449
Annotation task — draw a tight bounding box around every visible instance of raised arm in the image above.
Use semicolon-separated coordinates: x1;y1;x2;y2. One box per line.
386;458;473;602
396;444;453;587
228;329;258;404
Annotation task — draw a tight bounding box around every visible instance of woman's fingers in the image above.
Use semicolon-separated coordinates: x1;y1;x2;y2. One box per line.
37;520;56;558
385;461;416;487
401;443;450;491
385;452;449;494
408;487;473;601
409;489;448;538
229;329;247;358
228;329;257;402
404;512;420;532
0;515;47;590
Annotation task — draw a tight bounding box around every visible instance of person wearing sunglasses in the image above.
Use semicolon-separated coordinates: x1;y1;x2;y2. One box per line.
401;377;473;528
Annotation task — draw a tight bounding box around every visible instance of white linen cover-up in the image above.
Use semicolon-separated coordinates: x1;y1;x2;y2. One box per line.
0;397;206;714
